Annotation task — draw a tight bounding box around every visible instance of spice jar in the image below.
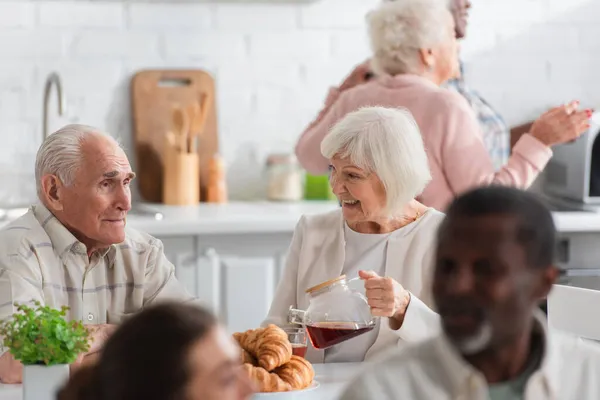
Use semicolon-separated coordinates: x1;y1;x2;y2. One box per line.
206;154;227;203
265;153;303;201
288;275;376;350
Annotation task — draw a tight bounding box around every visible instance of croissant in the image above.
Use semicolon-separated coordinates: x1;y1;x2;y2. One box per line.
236;325;292;371
242;363;292;393
274;355;315;390
240;349;257;365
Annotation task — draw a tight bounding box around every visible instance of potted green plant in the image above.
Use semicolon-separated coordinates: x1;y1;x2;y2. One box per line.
0;301;90;400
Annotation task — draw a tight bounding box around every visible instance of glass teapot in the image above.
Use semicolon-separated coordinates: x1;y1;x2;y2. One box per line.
287;275;376;350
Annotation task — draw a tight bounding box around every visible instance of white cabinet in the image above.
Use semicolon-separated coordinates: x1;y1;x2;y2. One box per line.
221;256;276;333
158;236;197;296
158;236;222;316
157;232;293;332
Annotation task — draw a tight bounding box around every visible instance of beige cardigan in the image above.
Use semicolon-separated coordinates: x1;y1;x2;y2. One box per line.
263;208;444;363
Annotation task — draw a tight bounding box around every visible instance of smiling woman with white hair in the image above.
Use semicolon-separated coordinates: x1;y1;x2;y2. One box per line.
263;106;444;364
295;0;590;211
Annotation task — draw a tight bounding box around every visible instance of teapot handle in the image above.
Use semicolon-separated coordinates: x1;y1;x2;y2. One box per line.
287;305;306;325
346;276;361;285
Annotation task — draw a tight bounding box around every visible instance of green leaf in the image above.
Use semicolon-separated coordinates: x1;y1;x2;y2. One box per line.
0;301;90;365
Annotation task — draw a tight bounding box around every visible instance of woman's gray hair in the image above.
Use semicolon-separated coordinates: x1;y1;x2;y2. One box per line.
367;0;452;76
321;107;431;216
35;124;120;200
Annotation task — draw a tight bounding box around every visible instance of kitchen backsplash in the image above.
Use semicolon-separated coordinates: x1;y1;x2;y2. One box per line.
0;0;598;203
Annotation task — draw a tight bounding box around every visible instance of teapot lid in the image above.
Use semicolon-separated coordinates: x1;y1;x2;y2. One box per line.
305;275;347;294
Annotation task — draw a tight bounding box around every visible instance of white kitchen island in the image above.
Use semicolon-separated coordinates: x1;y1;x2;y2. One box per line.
1;201;600;331
0;362;365;400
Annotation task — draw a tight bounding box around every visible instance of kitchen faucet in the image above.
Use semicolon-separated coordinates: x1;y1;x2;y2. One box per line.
42;72;65;139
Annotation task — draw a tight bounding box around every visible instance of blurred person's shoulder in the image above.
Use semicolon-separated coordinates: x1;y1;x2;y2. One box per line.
550;330;600;369
344;336;451;398
543;330;600;397
371;335;445;372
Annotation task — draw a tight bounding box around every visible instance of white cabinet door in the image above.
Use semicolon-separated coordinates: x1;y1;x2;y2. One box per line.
158;234;290;333
156;236;198;297
158;236;223;316
195;233;292;331
220;256;276;333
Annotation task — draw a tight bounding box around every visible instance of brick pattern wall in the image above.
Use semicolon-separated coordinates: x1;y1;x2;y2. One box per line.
0;0;597;202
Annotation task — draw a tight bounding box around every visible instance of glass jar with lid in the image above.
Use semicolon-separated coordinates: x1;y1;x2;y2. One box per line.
288;275;376;350
265;153;304;201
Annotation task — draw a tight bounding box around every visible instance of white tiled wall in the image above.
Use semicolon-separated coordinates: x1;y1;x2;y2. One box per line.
0;0;598;203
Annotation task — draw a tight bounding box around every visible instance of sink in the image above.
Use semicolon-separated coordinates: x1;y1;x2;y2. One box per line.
0;205;163;223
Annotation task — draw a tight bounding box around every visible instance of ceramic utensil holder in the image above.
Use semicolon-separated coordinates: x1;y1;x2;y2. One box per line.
163;147;200;205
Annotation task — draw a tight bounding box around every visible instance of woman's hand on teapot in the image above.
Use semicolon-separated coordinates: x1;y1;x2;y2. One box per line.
359;270;411;329
529;100;592;146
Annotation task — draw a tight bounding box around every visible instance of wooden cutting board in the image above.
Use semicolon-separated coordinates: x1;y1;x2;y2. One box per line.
131;69;218;203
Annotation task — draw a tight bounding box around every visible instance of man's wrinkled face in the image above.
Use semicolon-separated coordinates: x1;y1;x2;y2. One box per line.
50;134;134;253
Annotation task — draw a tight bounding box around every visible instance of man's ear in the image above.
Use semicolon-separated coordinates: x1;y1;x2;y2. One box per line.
535;265;560;301
40;174;65;211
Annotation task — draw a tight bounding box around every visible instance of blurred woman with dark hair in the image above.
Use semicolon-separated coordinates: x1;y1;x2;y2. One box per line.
57;303;254;400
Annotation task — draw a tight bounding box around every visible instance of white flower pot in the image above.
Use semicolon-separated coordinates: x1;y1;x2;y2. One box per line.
23;364;70;400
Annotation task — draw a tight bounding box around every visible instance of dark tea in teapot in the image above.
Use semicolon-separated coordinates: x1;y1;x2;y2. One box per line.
288;275;377;349
306;322;375;349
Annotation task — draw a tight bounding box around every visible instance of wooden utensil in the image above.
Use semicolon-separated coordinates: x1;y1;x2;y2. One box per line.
197;92;212;136
172;105;189;152
186;101;200;153
187;93;212;154
165;131;177;150
131;69;218;202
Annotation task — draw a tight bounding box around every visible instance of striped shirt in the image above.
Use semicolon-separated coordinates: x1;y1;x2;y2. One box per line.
0;204;194;347
443;62;510;171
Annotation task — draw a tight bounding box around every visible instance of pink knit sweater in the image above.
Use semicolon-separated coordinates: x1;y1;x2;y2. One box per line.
295;74;552;210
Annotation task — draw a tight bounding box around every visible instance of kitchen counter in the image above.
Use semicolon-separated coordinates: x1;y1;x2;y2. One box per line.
67;202;600;235
0;362;365;400
551;211;600;233
113;202;600;235
1;201;599;234
125;201;340;236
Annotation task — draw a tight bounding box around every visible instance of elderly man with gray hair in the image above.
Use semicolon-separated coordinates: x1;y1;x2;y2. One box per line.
0;124;194;383
264;106;443;364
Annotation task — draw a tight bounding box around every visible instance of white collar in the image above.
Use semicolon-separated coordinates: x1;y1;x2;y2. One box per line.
433;310;558;398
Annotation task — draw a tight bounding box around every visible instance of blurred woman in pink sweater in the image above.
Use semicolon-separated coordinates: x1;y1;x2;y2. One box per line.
296;0;591;210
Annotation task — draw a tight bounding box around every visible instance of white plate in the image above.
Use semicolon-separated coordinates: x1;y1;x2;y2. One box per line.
251;381;320;398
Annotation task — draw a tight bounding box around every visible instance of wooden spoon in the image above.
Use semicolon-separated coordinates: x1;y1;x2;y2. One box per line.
197;92;212;135
187;93;212;154
186;102;200;153
171;105;189;152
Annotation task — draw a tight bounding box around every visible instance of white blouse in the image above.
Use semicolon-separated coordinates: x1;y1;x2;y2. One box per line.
324;224;402;363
